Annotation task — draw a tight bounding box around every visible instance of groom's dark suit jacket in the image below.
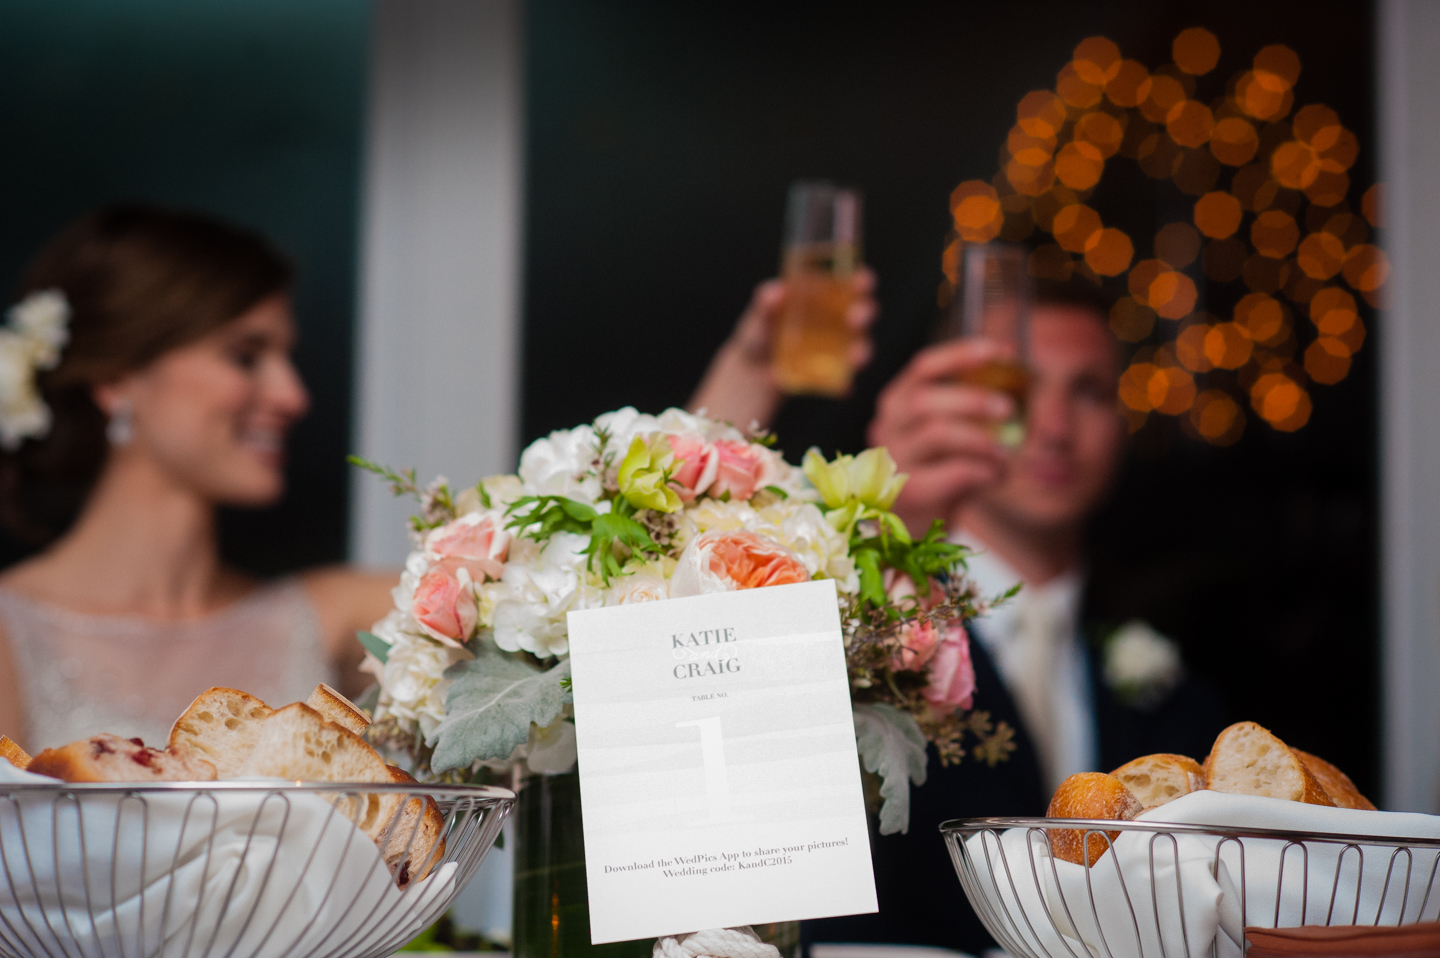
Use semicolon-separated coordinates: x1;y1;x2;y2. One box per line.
802;636;1225;956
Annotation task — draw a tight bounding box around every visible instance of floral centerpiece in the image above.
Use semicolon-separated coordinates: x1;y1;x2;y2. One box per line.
354;407;1012;835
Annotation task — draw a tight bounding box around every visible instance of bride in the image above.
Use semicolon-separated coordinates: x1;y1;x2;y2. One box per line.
0;206;395;751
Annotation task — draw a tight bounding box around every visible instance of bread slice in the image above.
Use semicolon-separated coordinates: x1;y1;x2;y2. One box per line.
306;684;370;736
28;734;216;782
1294;748;1376;811
238;703;442;887
0;735;31;770
1204;721;1335;806
1046;771;1143;866
168;687;274;777
1111;753;1205;810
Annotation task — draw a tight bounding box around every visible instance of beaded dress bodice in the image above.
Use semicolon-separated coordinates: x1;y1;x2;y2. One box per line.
1;578;336;751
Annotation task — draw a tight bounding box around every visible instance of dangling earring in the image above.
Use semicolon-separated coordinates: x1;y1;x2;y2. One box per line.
106;399;134;447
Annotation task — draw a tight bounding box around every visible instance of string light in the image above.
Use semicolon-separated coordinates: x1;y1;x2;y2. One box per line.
938;28;1385;444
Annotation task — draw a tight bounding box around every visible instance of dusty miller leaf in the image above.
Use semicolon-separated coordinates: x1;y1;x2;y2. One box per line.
431;644;572;772
853;702;928;836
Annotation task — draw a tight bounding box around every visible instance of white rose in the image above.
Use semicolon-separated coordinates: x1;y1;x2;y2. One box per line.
606;565;670;604
654;406;747;443
519;424;602;502
9;289;69;368
1104;620;1183;708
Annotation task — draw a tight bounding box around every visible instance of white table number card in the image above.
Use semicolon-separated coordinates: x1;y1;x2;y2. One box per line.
566;578;878;943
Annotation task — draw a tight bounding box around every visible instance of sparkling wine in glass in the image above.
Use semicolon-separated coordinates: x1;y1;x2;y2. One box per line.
941;242;1032;445
771;182;863;396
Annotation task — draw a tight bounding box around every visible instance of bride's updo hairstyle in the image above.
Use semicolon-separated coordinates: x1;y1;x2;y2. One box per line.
0;205;293;543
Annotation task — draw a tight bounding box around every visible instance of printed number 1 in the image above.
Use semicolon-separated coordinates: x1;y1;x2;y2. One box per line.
675;716;734;822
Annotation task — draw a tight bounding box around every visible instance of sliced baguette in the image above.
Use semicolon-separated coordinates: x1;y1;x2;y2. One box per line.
1204;721;1335;806
307;684;370;736
1046;771;1143;866
168;687;274;777
28;734;216;782
1294;748;1376;811
0;735;31;770
1111;753;1205;810
238;703;442;887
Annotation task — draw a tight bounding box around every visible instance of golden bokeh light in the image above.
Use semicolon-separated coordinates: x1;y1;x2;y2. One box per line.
1140;74;1187;123
1235;293;1288;344
1194;190;1243;238
1155;221;1202;269
1254;44;1303;88
1055;141;1106;190
1271;140;1321;189
1176;323;1214;372
1110;296;1156;342
1149;270;1199;319
1342;244;1389;292
1017;90;1067;138
949;28;1386;443
1304;337;1351;385
951;180;1004;242
1242;254;1290;294
1106;59;1152;108
1073;36;1123;84
1173;27;1222;76
1191;390;1244;445
1052;203;1103;252
1251;210;1300;259
1232;163;1279;211
1210;117;1259;166
1304;169;1350;207
1205;322;1254;369
1295;231;1346;279
1362;183;1382;228
1074;112;1125;158
1057;62;1105;109
1167;100;1216;147
1084;227;1135;276
1172;147;1222;195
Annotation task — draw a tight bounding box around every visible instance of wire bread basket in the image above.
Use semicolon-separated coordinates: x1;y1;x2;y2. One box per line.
943;816;1440;958
0;781;513;958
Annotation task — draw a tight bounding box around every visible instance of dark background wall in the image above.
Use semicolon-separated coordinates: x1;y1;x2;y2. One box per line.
0;0;369;573
522;1;1380;796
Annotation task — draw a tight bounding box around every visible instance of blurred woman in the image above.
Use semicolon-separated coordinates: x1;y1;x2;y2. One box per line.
0;206;394;751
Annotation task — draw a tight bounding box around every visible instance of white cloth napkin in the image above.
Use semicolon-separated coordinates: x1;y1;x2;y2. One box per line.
0;763;459;958
959;790;1440;958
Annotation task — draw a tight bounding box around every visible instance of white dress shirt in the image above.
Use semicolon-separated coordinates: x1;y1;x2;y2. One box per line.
958;535;1098;793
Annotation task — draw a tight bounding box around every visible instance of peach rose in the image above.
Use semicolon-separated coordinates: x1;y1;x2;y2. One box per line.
709;440;768;501
427;511;509;582
670;530;811;596
412;567;478;647
892;620;941;672
667;433;719;501
922;623;975;713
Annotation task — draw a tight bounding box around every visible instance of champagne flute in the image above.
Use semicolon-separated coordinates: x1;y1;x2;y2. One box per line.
771;182;863;396
938;242;1031;445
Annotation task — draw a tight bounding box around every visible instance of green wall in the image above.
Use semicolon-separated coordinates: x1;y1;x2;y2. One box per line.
0;0;370;572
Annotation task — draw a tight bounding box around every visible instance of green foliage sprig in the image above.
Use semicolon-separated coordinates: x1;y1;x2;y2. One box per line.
503;494;662;584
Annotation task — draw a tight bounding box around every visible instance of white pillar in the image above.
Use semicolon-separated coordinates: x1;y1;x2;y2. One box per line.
351;0;524;568
1379;0;1440;813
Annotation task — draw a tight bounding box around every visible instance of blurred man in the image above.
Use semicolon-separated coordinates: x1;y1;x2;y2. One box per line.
804;280;1223;955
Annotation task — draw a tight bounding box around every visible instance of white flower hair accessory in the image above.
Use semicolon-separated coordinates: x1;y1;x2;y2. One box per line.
0;289;71;450
1103;619;1184;710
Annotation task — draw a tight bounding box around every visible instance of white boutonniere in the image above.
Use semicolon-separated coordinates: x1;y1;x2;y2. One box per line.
1103;620;1184;710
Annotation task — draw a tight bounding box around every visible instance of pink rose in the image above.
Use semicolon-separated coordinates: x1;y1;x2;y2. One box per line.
667;433;719;501
427;512;509;582
412;567;478;647
892;620;941;672
710;440;767;501
922;623;975;713
883;567;941;610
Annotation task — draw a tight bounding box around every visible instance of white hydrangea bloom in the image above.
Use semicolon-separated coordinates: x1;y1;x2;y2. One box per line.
518;424;603;502
365;608;469;741
491;531;600;657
